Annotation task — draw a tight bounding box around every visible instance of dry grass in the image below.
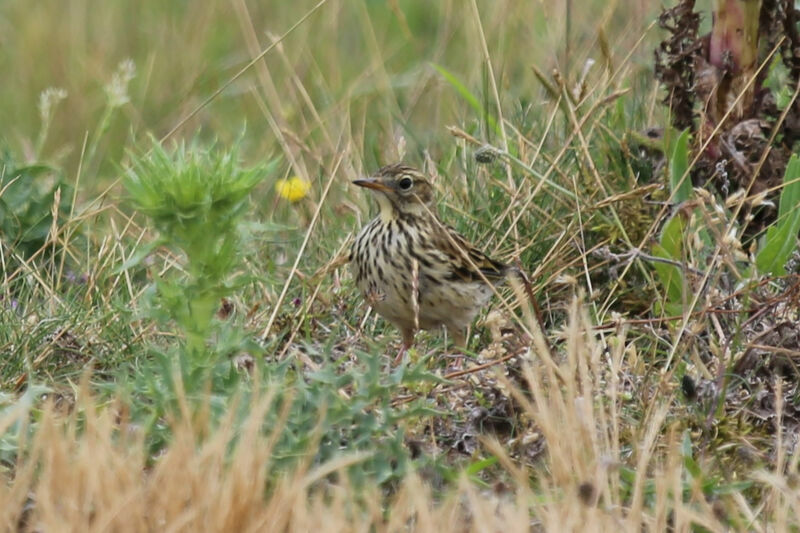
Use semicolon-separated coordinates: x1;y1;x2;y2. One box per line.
2;295;797;532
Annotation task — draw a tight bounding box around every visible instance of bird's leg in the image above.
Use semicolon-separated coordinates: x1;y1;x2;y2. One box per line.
446;327;468;370
394;327;415;363
452;327;467;351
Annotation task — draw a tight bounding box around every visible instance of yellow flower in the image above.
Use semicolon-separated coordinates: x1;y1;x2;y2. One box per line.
275;176;311;202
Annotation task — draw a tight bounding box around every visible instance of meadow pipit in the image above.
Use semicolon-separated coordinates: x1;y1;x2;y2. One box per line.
351;163;512;361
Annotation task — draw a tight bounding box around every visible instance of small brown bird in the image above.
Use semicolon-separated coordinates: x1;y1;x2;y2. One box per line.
351;163;512;361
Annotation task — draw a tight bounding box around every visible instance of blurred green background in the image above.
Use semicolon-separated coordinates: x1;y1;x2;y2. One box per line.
0;0;659;194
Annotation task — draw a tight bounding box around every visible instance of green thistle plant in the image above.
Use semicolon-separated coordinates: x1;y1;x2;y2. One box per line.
123;139;276;361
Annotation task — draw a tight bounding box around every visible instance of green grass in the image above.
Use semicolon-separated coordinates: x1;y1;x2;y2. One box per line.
2;0;800;530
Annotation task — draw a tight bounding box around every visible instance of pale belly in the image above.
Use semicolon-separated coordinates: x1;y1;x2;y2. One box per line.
351;217;493;333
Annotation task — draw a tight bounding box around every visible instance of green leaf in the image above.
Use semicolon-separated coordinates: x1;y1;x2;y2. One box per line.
668;128;692;204
113;237;164;273
777;154;800;221
651;249;683;309
652;211;687;311
681;430;703;479
431;63;500;136
756;154;800;276
465;455;498;476
710;480;754;495
658;212;686;259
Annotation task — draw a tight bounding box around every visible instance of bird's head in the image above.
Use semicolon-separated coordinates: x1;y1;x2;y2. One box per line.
353;164;434;219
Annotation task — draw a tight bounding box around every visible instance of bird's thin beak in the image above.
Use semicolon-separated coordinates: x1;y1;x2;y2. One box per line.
352;177;392;192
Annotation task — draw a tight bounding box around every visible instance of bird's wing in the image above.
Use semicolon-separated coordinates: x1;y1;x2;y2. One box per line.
430;224;509;283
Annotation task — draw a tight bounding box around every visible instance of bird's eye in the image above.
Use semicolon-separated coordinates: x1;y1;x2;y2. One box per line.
398;177;413;190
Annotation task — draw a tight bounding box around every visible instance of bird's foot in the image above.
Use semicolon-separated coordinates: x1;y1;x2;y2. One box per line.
393;345;408;364
395;330;415;364
443;352;467;373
